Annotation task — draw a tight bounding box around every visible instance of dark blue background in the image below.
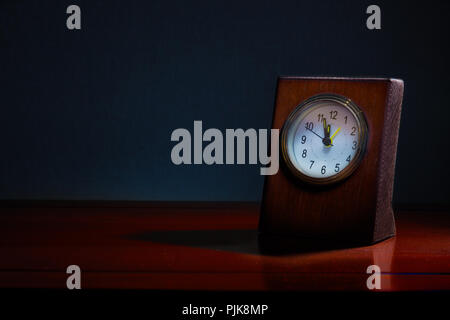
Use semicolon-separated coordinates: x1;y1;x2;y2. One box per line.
0;0;449;203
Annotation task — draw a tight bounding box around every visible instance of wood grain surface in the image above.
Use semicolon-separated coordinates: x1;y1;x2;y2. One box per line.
0;202;448;291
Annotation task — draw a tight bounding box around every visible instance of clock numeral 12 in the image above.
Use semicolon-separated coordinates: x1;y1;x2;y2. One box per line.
329;110;337;120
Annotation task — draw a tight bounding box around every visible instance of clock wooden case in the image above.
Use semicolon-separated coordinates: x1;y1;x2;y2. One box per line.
259;77;404;245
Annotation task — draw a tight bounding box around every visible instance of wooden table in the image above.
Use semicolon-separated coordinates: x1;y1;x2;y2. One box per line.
0;202;449;291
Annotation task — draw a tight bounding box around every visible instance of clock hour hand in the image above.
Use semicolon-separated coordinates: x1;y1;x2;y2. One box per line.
322;118;330;138
321;118;332;147
306;126;333;146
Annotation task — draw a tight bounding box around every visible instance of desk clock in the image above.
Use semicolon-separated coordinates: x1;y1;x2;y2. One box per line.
259;77;404;245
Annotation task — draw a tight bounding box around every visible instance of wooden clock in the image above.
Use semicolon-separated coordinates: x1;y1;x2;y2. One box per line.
259;77;404;246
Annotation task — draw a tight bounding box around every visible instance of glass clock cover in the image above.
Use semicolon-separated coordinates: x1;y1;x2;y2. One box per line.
281;94;368;185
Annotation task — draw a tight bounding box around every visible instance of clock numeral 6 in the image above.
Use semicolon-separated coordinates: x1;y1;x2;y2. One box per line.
321;165;326;174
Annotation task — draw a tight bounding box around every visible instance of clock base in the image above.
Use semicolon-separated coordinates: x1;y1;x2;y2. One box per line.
259;77;403;247
257;232;395;255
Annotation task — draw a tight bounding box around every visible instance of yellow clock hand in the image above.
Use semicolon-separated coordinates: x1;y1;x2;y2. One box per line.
330;127;341;140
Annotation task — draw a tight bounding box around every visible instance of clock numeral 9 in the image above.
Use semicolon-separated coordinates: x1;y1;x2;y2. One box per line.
301;135;306;144
302;149;307;158
321;165;326;175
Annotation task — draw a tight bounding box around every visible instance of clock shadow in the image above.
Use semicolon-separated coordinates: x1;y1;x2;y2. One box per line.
125;229;366;256
125;229;260;255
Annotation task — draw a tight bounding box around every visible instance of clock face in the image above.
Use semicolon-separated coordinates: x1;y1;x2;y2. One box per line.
281;94;368;185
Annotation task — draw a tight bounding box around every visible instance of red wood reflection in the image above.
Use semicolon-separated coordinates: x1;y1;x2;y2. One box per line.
0;203;448;291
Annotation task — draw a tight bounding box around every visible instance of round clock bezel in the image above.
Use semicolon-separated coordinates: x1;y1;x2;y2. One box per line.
281;93;369;186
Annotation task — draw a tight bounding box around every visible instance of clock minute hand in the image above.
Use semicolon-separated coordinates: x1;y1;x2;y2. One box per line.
306;127;334;146
306;127;324;139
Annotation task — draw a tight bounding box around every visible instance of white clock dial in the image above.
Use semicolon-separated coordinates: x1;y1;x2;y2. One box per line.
281;94;368;185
